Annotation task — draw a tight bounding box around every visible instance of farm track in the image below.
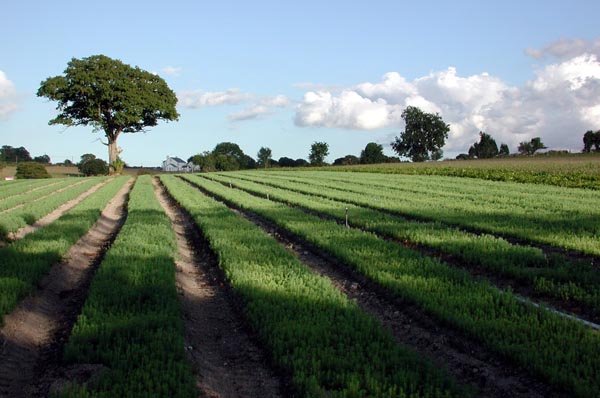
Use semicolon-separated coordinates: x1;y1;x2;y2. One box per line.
179;176;565;398
222;179;600;326
153;178;285;398
231;174;600;266
0;178;133;398
5;178;112;244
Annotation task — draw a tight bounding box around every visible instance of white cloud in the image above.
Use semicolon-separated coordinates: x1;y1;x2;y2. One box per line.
525;37;600;60
0;71;18;120
228;95;291;122
161;66;182;77
178;88;254;108
294;53;600;153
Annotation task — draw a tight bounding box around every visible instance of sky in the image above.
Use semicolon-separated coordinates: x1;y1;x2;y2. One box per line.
1;0;600;166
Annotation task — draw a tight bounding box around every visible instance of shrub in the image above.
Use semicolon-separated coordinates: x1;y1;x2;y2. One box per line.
79;158;108;176
15;162;51;179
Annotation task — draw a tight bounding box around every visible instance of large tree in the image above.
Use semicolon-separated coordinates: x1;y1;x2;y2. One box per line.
583;130;600;153
0;145;32;162
212;142;248;169
360;142;386;164
468;132;499;159
518;137;546;155
37;55;179;174
391;106;449;162
309;142;329;166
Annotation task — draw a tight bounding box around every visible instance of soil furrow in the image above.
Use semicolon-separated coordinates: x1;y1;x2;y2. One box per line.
219;177;600;325
0;178;133;398
153;177;284;398
6;179;112;244
181;176;565;398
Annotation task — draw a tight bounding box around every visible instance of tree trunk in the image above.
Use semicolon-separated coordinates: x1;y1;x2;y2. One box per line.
108;138;118;175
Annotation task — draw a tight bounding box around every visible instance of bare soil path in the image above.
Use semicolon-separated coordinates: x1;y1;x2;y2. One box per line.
0;178;133;398
183;178;566;398
153;178;284;398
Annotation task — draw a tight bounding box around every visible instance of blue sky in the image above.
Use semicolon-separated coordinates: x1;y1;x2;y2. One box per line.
1;0;600;166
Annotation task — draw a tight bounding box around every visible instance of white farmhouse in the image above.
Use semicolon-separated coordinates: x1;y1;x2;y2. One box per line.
162;156;200;172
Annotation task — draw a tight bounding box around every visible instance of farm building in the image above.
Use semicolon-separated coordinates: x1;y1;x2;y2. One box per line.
162;156;200;172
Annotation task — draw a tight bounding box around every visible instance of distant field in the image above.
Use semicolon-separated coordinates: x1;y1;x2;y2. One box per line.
310;153;600;189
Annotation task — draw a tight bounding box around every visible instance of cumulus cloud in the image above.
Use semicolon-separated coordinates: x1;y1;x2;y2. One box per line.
0;71;18;120
229;95;291;122
525;37;600;60
161;66;182;77
178;88;254;108
294;53;600;153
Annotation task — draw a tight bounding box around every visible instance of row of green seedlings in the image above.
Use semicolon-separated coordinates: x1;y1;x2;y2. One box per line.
161;175;466;398
235;170;600;256
58;175;196;398
214;173;600;316
183;174;600;398
0;176;129;324
309;161;600;190
0;178;86;212
0;177;109;241
0;178;64;201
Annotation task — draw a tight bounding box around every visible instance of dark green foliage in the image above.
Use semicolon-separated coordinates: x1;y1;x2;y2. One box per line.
499;143;510;156
468;132;498;159
15;162;51;179
188;151;216;172
309;141;329;166
257;147;272;168
278;157;296;167
212;142;247;169
333;155;360;166
61;176;196;397
37;55;179;171
391;106;449;162
0;145;32;162
583;130;600;153
295;158;309;167
79;158;108;176
360;142;386;164
33;154;51;164
518;137;546;155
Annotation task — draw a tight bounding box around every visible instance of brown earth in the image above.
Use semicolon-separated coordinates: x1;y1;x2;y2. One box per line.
0;178;133;398
153;177;284;398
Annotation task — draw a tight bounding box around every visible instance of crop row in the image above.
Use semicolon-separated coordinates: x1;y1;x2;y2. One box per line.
59;176;196;398
183;174;600;398
161;175;464;398
208;173;600;315
236;171;600;255
0;176;129;324
309;156;600;189
0;177;108;241
0;178;63;201
0;178;85;212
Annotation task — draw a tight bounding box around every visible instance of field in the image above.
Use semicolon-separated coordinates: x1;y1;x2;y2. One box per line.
0;161;599;398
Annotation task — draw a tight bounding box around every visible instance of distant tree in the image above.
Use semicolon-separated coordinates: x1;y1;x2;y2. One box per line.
257;147;272;168
33;154;51;164
79;153;97;165
189;151;216;172
360;142;386;164
0;145;32;162
15;162;51;179
214;154;239;171
295;158;309;167
583;130;600;152
391;106;449;162
213;142;249;169
518;137;546;155
278;157;296;167
37;54;179;174
309;142;329;166
455;153;470;160
333;155;360;166
468;132;499;159
79;158;108;176
63;159;74;166
244;155;257;169
499;143;510;156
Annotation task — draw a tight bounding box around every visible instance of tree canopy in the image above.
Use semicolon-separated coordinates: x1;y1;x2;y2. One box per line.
37;54;179;174
391;106;449;162
257;147;273;168
360;142;386;164
583;130;600;153
309;142;329;166
0;145;32;162
518;137;546;155
468;132;499;159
